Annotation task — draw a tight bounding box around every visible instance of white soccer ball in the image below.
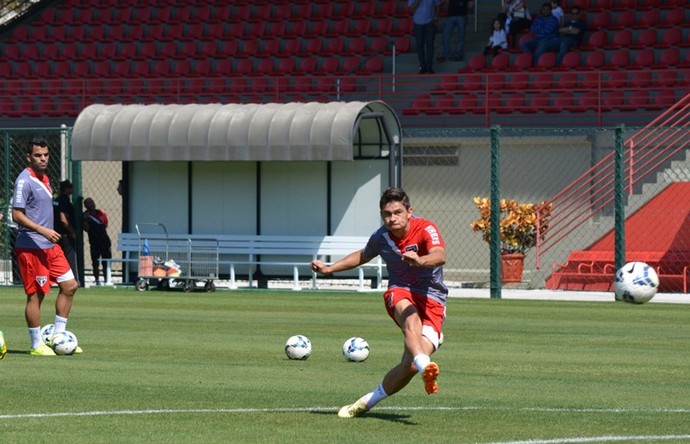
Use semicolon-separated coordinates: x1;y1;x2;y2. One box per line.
40;324;55;346
342;337;370;362
51;331;78;355
285;335;311;360
614;261;659;304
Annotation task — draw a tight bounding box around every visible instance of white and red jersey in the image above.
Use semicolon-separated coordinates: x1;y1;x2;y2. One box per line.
364;217;448;305
13;167;54;249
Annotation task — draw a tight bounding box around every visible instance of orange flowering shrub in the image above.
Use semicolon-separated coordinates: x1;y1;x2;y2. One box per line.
470;197;553;254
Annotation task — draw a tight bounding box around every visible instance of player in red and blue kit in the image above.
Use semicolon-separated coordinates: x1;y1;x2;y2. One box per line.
12;137;80;356
311;187;448;418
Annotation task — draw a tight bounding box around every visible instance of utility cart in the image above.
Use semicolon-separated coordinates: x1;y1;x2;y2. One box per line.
135;223;219;292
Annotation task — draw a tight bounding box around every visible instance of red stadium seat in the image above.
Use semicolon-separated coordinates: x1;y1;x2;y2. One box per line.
611;10;635;30
652;89;678;108
296;57;318;75
302;39;323;57
276;57;297;75
536;52;557;70
609;49;630;69
320;38;344;56
612;0;636;11
659;28;682;48
582;30;607;50
602;90;625;111
609;29;632;49
371;18;393;37
259;39;281;58
632;49;655;69
430;94;458;115
282;39;302;56
239;40;259;58
589;11;611;31
605;71;628;88
631;29;657;49
659;8;685;27
553;92;575;111
457;93;483;114
628;90;650;109
256;58;275;76
286;21;308;38
658;47;680;68
637;9;660;28
344;37;366;56
555;72;579;89
657;70;678;87
403;94;432;115
490;54;510;71
525;92;551;112
512;53;534;71
463;54;487;71
574;91;600;112
629;70;653;88
357;56;383;74
367;36;389;55
341;56;361;74
559;52;581;70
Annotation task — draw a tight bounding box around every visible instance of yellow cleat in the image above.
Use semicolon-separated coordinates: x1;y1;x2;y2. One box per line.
423;362;440;395
74;346;83;354
337;397;369;418
30;343;56;356
0;331;7;360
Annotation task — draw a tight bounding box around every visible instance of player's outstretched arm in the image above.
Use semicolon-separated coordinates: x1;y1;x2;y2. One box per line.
311;249;371;275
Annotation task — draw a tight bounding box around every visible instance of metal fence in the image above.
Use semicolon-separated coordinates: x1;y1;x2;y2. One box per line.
2;124;688;292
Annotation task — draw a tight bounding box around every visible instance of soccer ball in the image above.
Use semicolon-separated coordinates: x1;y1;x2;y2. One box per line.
284;335;311;360
614;261;659;304
342;337;370;362
51;331;78;355
40;324;55;346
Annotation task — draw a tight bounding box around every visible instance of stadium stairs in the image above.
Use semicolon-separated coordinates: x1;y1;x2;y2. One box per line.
547;181;690;292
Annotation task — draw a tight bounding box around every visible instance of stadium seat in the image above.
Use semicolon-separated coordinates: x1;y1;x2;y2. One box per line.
555;72;578;89
311;2;333;19
554;92;575;111
526;92;551;112
613;11;639;31
391;36;411;54
511;53;533;71
605;71;628;88
637;9;660;28
341;56;361;74
391;17;413;36
429;94;457;115
463;54;487;71
282;39;301;56
629;70;653;88
305;21;328;38
582;30;607;50
353;1;375;19
457;93;483;114
536;52;557;70
584;51;605;70
276;57;297;75
320;38;344;56
404;94;432;115
628;90;650;109
611;0;636;11
325;20;348;38
659;28;682;48
269;4;292;22
371;18;393;37
367;36;389;55
436;75;459;92
373;0;397;18
631;29;657;49
559;52;581;70
638;0;663;9
260;39;281;58
246;22;266;38
256;59;275;76
658;47;680;68
233;59;253;76
217;40;239;58
302;39;323;57
532;72;554;89
240;40;259;58
659;8;685;27
574;91;600;112
651;89;677;108
609;49;630;69
296;57;318;75
657;70;678;87
266;22;287;39
460;73;483;91
504;92;526;112
609;29;632;49
490;54;510;71
632;49;655;69
589;11;611;31
344;37;366;56
317;57;339;75
602;90;625;111
357;56;383;74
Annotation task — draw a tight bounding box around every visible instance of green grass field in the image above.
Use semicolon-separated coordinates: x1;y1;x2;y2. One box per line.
1;286;689;443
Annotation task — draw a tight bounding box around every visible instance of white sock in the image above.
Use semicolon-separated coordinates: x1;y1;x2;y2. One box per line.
361;384;388;409
54;315;68;335
413;354;431;374
29;327;42;349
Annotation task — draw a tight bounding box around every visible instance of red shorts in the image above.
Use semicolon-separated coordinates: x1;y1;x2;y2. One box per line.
383;287;446;341
16;246;74;295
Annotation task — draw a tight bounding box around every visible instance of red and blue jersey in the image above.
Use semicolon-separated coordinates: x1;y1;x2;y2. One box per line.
364;217;448;305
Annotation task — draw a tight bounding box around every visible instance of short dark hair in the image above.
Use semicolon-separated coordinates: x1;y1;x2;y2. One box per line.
380;187;411;210
27;137;48;154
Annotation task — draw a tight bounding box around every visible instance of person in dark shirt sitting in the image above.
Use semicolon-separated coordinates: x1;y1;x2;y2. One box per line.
556;6;586;66
520;2;560;66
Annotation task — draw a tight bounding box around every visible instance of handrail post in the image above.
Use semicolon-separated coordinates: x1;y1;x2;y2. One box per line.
614;125;626;276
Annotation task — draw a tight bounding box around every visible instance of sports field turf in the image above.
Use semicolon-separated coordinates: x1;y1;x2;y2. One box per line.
1;286;689;443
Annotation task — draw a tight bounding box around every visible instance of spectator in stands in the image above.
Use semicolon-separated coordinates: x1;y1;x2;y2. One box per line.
82;197;112;286
438;0;474;63
483;18;509;56
551;0;565;26
520;2;560;66
409;0;442;74
556;6;586;66
53;180;80;286
503;0;532;48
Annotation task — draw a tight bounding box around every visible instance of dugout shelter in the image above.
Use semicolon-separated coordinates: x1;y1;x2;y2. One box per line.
71;101;402;238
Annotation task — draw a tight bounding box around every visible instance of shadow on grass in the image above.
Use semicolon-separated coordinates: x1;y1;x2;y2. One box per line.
310;410;416;425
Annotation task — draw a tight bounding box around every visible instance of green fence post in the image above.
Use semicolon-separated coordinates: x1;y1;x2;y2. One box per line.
614;125;625;291
490;126;501;299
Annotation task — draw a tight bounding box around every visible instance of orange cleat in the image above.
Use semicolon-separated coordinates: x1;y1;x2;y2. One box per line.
423;362;440;395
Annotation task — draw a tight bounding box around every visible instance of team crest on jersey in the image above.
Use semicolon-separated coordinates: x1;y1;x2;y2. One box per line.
36;276;47;287
405;244;419;253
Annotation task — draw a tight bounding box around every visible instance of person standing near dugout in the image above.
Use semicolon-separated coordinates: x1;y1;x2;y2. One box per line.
82;197;112;286
311;187;447;418
53;179;80;286
12;137;81;356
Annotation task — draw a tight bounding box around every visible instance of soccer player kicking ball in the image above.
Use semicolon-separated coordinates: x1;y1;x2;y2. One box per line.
12;138;81;356
311;187;448;418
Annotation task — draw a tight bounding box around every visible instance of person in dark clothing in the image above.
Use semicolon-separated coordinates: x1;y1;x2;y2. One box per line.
82;197;112;286
54;180;80;286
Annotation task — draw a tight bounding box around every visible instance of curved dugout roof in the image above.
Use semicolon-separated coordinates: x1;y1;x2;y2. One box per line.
71;101;401;161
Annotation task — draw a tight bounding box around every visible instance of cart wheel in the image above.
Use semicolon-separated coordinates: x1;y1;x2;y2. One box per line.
204;281;216;292
183;280;195;292
135;279;149;292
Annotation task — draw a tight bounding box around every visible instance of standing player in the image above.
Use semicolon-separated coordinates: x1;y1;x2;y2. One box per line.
12;137;81;356
82;197;112;286
311;187;448;418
